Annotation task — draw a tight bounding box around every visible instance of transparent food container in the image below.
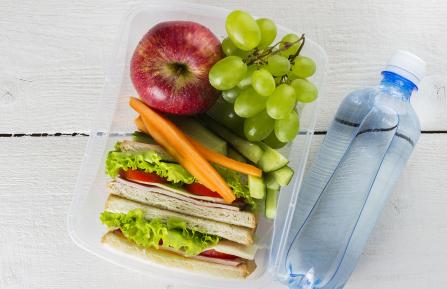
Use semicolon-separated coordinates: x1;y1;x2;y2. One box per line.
68;2;327;288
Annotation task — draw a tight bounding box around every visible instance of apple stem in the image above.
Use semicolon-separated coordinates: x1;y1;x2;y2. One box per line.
245;34;305;65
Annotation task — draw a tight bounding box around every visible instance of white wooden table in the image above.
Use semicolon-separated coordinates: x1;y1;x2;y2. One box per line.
1;0;446;288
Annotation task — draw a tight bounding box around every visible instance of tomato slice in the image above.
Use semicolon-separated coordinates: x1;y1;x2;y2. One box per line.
199;249;238;260
120;169;167;184
184;183;222;198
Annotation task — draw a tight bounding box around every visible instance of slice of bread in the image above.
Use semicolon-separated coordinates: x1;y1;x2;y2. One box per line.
102;231;256;279
105;195;254;245
108;180;256;228
118;140;175;162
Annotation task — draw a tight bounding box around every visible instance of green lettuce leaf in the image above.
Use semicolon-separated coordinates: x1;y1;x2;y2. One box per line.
105;143;255;209
105;149;195;185
217;166;256;209
100;209;219;256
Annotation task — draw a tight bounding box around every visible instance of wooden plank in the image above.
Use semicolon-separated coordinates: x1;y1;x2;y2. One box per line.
0;134;446;288
1;0;446;133
0;137;161;289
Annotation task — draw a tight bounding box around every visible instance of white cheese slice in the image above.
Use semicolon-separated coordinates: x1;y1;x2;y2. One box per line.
159;240;258;261
206;240;258;260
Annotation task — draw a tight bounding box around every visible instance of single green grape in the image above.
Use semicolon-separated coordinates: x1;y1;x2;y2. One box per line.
263;131;287;149
237;65;256;89
266;84;296;119
291;79;318;103
222;87;241;103
226;10;261;51
221;37;249;58
234;86;269;118
207;97;244;136
221;37;239;56
235;49;250;59
292;56;316;78
274;110;300;142
244;110;274;141
287;70;299;81
266;55;290;77
251;68;275;96
209;56;247;90
256;18;277;49
279;34;301;57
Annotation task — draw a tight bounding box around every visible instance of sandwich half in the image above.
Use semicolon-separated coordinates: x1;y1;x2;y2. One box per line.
100;139;258;278
102;231;256;279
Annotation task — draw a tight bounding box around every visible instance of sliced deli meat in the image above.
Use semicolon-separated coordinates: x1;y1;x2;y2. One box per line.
109;179;256;228
117;177;229;204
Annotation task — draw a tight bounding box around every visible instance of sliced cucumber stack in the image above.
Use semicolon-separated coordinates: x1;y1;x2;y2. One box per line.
202;116;264;163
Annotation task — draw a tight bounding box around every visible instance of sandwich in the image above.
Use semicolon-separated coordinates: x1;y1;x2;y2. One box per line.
100;138;259;278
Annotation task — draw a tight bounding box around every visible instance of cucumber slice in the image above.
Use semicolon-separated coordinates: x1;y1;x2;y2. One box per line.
248;175;266;199
172;117;227;155
265;173;280;191
257;142;289;172
202;116;263;163
265;188;279;219
270;166;294;186
228;147;247;163
132;131;155;144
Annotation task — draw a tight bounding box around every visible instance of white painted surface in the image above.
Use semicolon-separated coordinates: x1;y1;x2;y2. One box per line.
0;0;446;132
1;0;447;288
1;135;447;289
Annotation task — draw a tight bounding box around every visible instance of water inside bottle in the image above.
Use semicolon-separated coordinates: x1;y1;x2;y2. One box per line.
284;71;421;289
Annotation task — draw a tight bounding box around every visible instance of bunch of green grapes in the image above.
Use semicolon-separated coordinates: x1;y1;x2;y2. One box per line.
209;10;318;148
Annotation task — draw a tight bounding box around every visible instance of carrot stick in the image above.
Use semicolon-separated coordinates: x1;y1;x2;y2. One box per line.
139;114;221;196
129;97;236;203
135;116;147;133
136;114;217;191
135;116;262;177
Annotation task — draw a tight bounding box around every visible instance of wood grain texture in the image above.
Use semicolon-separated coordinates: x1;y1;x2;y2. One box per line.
0;137;166;289
1;135;446;289
0;0;446;133
1;0;447;288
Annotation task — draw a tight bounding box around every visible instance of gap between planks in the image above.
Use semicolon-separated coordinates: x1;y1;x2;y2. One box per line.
1;131;447;138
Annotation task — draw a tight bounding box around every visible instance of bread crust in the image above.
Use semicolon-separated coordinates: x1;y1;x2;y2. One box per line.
101;231;256;279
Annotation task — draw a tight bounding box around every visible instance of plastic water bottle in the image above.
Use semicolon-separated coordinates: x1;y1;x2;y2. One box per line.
285;51;426;289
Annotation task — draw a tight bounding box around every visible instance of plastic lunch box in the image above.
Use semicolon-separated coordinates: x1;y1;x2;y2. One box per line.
67;2;327;288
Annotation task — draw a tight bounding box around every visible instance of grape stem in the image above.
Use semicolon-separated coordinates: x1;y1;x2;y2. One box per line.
245;34;305;65
280;75;288;84
289;34;306;64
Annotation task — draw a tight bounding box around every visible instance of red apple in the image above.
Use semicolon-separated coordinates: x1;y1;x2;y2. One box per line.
130;21;223;115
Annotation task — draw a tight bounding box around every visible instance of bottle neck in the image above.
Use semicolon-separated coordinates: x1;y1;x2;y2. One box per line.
380;71;417;101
